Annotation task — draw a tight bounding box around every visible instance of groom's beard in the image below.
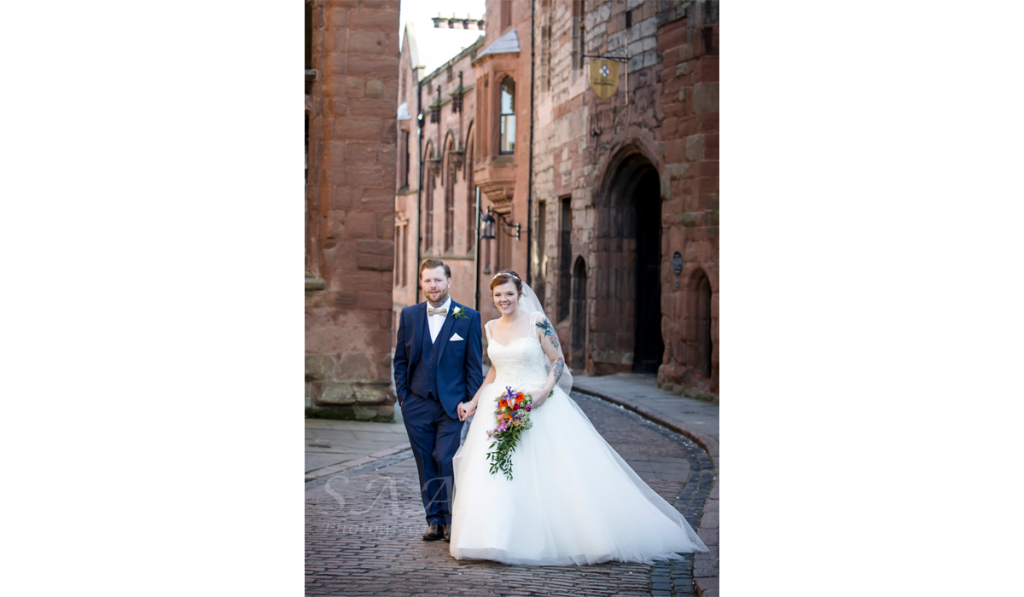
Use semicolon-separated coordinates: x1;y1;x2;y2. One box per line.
426;289;449;309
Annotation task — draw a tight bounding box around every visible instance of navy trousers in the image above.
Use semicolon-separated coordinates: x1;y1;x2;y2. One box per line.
400;391;464;526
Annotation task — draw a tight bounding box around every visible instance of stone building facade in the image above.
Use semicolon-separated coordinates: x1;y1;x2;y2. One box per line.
393;0;719;395
391;24;424;328
530;0;719;394
470;0;536;330
392;0;536;356
305;0;401;420
392;26;484;335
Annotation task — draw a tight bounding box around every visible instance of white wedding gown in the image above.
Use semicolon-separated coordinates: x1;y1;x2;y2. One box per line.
449;319;708;566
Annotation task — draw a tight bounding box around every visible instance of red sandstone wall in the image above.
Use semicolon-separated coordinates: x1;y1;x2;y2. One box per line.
306;0;401;420
656;1;719;394
530;0;719;394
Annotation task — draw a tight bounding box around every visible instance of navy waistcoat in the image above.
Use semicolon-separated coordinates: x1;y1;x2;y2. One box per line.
410;318;441;400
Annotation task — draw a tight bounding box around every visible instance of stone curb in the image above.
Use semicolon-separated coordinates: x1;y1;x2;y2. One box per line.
573;387;720;597
304;442;411;482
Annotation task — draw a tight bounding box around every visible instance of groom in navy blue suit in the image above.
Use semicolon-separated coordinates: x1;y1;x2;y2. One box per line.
393;259;483;542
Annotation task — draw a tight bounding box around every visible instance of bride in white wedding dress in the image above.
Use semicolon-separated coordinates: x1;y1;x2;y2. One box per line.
449;270;708;566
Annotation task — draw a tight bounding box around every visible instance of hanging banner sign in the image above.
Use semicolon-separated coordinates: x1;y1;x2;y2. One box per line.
589;59;620;99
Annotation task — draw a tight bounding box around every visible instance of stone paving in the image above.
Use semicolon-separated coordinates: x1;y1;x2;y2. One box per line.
572;374;719;444
572;374;720;596
305;419;411;481
305;390;715;596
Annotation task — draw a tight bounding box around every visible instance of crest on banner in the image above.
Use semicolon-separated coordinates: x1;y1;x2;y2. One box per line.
588;59;620;99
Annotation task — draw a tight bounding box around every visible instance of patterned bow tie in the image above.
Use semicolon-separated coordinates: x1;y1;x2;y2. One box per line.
427;307;447;316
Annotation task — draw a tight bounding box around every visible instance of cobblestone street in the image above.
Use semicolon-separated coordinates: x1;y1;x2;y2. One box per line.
306;392;714;596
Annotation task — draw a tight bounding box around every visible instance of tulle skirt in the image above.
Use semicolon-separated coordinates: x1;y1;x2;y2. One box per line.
449;383;708;566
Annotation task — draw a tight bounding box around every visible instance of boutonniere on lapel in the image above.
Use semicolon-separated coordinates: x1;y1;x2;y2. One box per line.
451;306;468;320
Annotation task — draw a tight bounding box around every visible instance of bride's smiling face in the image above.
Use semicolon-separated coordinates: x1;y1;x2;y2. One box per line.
492;282;520;316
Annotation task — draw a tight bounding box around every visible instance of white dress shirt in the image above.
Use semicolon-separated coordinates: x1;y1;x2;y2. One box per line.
426;295;451;343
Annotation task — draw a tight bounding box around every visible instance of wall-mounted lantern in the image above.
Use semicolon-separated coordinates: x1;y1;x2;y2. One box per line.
482;206;520;241
480;209;495;240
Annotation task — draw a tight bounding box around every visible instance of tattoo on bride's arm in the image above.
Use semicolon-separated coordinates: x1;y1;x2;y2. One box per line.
552;357;565;383
535;317;561;350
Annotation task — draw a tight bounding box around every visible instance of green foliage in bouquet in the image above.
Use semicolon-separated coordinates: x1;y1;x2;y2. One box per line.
485;386;534;480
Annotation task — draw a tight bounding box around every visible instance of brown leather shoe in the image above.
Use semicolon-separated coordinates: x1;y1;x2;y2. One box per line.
443;523;451;542
422;524;443;541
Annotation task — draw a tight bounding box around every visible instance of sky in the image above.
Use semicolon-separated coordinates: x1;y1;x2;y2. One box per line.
399;0;486;77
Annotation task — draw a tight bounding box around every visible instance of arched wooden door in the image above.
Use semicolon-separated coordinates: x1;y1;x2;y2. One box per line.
593;150;664;375
633;169;663;373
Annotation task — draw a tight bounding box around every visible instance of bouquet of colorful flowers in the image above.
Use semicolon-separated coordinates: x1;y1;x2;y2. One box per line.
485;386;534;480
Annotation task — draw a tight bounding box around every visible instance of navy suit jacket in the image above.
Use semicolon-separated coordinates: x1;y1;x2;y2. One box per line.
393;299;484;420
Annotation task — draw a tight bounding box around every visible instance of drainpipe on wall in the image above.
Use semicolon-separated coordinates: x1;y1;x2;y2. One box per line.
473;185;481;312
415;74;424;303
526;0;536;286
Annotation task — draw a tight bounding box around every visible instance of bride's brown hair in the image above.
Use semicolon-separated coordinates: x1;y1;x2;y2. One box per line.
489;269;523;296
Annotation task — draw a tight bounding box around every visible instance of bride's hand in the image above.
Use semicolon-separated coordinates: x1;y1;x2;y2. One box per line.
459;401;477;421
527;389;551;409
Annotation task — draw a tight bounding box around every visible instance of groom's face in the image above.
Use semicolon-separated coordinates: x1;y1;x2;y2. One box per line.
421;266;451;304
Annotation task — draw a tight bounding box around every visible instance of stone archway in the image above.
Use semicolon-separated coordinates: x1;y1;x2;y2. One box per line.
633;167;663;373
690;269;713;379
592;148;664;375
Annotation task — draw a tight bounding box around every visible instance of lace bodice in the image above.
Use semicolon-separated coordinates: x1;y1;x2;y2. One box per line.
485;316;551;393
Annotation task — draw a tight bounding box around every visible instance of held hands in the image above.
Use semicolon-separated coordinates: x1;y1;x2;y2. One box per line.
458;400;477;421
458;387;553;420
